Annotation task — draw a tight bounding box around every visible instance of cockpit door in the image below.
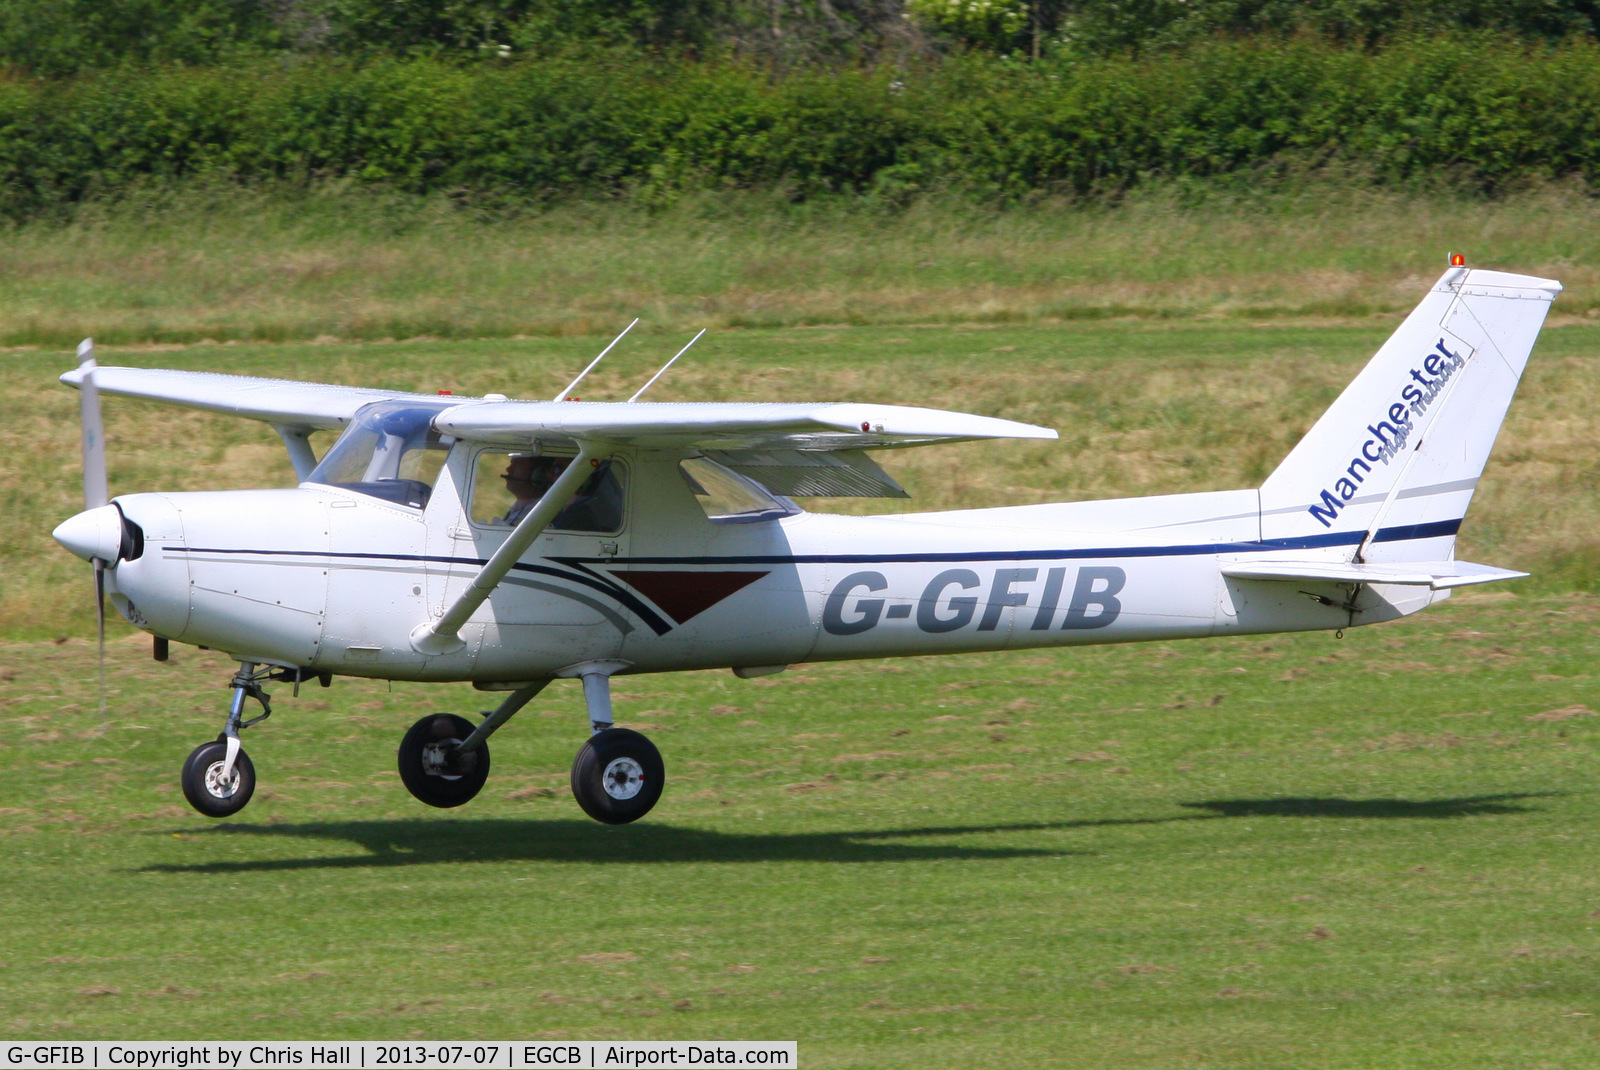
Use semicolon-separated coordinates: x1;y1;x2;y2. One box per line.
421;442;479;633
424;444;632;675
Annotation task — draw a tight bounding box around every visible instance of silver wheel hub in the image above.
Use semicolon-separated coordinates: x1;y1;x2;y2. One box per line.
202;760;240;800
422;739;464;780
601;756;645;800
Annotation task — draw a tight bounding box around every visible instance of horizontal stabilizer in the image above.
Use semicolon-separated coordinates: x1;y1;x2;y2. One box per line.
1222;559;1528;590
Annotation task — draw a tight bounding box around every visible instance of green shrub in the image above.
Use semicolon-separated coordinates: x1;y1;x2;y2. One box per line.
3;34;1600;218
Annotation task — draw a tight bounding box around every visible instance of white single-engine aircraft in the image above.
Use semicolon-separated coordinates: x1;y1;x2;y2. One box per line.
52;264;1557;823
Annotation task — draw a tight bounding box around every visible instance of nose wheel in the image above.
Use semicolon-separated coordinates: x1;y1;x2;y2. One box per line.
179;661;275;819
571;728;664;825
181;738;256;817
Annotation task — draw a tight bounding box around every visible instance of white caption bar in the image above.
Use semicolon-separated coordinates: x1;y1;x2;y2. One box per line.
1;1044;797;1070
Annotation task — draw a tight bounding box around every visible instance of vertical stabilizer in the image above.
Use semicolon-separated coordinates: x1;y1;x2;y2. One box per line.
1258;267;1559;562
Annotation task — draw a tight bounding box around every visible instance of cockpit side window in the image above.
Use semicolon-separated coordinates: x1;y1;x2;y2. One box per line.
469;450;626;534
308;401;452;509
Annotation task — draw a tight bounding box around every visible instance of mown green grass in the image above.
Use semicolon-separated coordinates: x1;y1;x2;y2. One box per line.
4;195;1598;1063
1;591;1597;1066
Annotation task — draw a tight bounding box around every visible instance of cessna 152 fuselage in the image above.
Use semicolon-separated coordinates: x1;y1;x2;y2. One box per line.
51;265;1559;823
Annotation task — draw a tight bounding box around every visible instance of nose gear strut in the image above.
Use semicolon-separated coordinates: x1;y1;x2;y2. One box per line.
180;660;293;818
226;663;275;724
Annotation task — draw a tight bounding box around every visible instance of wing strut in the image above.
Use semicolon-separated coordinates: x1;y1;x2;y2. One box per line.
273;424;318;480
409;445;597;656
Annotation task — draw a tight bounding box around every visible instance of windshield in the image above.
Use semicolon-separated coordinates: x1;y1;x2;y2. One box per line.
308;401;453;509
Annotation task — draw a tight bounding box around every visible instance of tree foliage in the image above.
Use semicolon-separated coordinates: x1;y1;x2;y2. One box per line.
6;0;1600;76
0;0;915;76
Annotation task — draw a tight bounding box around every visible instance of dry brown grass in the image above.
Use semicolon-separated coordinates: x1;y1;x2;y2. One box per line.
6;186;1600;347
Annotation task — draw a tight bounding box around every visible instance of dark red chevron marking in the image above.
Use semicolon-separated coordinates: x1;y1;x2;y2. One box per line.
615;570;770;625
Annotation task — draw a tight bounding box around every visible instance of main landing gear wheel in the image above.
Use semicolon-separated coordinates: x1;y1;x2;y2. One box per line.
398;713;490;808
181;739;256;818
571;728;664;825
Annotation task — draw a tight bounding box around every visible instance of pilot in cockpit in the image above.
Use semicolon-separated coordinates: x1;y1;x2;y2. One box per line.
500;454;567;524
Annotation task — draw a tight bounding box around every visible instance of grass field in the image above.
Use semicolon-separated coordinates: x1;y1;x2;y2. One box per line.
1;592;1597;1066
3;194;1599;1064
4;186;1600;348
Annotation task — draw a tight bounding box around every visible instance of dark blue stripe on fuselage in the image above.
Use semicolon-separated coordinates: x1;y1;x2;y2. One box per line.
172;517;1459;632
562;518;1463;567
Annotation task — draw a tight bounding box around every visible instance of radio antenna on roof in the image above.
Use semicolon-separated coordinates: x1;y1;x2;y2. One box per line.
628;329;706;402
553;318;638;402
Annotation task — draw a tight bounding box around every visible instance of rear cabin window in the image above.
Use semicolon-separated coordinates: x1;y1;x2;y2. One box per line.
679;457;795;523
470;451;625;533
308;401;451;509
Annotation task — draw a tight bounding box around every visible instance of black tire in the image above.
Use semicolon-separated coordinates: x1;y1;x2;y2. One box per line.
180;739;256;818
398;713;490;808
570;728;664;825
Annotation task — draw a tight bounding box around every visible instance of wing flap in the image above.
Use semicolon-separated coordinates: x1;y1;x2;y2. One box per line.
1223;559;1528;589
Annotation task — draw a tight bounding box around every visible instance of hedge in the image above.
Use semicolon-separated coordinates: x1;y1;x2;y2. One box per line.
2;34;1599;217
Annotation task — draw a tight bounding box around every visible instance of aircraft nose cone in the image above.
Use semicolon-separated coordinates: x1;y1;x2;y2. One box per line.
53;504;125;563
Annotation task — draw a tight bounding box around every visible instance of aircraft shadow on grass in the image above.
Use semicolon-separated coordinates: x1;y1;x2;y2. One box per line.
141;818;1084;873
139;793;1549;874
1179;793;1552;820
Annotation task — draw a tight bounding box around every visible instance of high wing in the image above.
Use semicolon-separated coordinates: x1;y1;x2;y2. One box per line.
61;367;1058;466
432;399;1057;452
60;366;444;430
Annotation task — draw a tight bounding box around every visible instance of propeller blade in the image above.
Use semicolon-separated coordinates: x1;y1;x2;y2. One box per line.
93;558;107;724
78;338;108;510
